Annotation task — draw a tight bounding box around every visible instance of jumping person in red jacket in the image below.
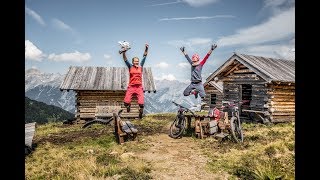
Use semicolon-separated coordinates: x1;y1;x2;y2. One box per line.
180;44;217;102
121;44;148;119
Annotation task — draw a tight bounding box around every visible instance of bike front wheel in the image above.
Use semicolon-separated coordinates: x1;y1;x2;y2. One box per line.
230;116;244;143
169;115;186;139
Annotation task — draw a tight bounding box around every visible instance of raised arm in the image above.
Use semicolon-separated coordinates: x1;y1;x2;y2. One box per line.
140;43;148;66
200;44;217;66
122;51;132;68
180;46;192;65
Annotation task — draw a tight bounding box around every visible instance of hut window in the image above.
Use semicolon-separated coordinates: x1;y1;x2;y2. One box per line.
210;94;217;105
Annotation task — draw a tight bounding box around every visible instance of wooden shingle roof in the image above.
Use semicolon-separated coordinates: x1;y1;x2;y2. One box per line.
60;66;156;92
206;53;295;83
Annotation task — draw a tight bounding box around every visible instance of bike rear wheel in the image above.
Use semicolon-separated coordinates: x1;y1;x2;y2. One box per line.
169;115;186;138
230;116;244;143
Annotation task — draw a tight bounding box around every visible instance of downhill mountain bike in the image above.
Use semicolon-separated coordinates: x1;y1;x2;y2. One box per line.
169;101;195;138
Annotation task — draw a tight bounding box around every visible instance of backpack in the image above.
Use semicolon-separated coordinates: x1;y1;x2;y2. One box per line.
121;120;138;134
208;107;221;121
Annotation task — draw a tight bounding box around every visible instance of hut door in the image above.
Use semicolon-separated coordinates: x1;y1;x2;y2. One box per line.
240;84;252;109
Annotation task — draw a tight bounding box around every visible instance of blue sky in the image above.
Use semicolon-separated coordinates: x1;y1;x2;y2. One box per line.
25;0;295;82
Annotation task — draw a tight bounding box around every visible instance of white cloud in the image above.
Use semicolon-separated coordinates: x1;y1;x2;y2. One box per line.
146;0;182;7
52;18;74;32
48;51;91;62
240;43;295;60
263;0;294;9
182;0;220;7
147;0;220;7
159;15;234;21
25;7;45;26
25;40;46;61
178;62;190;68
217;7;294;46
155;62;169;68
155;74;177;81
52;18;82;44
264;0;288;7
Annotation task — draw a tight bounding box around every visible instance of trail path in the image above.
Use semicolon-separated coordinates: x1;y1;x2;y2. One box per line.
135;123;228;180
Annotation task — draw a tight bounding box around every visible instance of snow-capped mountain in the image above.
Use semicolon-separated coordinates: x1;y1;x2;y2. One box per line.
25;68;76;113
25;68;198;114
25;68;65;92
145;79;199;113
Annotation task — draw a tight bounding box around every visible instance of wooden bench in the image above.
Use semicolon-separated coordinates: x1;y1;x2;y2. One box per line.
95;105;138;144
113;112;138;144
25;122;36;155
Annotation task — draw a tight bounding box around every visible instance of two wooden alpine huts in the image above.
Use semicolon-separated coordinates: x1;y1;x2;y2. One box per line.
205;53;295;123
60;66;156;120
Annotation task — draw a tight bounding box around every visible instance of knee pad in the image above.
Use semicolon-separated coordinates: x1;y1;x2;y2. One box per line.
124;102;131;107
139;104;144;109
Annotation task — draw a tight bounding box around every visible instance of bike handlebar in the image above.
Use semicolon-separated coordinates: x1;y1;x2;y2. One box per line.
172;101;195;115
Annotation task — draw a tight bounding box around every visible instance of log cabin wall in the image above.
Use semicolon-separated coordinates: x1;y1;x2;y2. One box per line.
267;83;295;122
75;90;140;120
250;84;269;111
203;86;223;111
222;64;266;108
223;83;240;103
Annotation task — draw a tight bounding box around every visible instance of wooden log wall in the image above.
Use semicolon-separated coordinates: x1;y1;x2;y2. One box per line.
221;64;271;121
267;83;295;122
75;90;141;120
250;84;269;111
204;85;223;111
223;83;240;102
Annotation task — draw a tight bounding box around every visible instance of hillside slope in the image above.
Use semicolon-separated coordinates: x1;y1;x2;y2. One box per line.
25;97;75;124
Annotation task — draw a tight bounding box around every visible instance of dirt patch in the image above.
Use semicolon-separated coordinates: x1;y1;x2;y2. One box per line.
134;123;229;180
135;124;169;136
34;127;114;145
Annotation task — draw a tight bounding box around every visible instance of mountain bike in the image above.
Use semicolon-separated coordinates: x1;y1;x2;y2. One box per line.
169;101;195;138
221;100;246;143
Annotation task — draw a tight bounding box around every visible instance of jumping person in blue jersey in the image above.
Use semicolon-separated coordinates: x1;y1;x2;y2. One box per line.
180;44;217;101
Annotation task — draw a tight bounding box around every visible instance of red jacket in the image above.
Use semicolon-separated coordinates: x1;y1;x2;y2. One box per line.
129;66;143;85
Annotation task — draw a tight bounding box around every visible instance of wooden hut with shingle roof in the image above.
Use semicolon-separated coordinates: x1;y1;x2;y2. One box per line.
60;66;156;120
205;53;295;123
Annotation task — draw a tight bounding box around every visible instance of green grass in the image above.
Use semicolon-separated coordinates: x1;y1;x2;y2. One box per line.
26;115;295;179
202;122;295;180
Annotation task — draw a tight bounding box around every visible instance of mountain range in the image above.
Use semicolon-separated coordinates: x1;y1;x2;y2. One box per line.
25;68;199;114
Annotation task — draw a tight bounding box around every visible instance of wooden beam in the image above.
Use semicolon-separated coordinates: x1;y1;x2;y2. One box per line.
233;69;253;73
223;63;241;77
